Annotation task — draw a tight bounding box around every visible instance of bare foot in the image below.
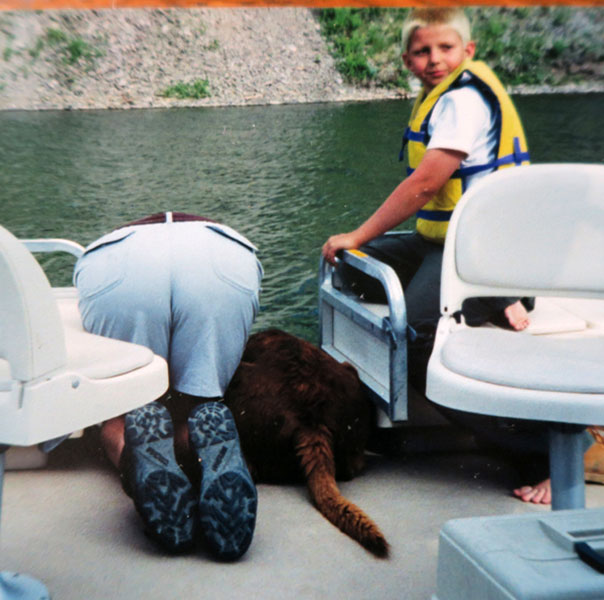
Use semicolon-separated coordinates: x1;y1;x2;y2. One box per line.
505;301;530;331
513;478;551;504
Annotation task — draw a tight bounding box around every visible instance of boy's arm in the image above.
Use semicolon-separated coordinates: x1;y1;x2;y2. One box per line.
322;148;465;264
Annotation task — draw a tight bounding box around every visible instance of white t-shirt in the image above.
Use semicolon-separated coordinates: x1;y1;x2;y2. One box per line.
426;82;498;189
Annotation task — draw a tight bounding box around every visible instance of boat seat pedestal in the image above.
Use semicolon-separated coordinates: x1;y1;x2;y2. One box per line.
0;452;49;600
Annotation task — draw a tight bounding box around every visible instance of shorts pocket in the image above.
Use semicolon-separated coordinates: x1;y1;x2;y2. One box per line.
208;232;262;294
74;233;133;300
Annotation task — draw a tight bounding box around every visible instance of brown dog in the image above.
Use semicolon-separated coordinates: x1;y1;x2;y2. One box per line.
223;328;388;558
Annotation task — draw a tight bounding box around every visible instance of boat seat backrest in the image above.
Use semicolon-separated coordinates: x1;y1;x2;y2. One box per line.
442;164;604;315
0;225;66;382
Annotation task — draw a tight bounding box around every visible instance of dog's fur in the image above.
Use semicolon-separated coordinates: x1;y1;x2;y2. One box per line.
223;329;388;558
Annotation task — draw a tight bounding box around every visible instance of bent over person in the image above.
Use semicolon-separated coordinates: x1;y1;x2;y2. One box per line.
74;211;263;560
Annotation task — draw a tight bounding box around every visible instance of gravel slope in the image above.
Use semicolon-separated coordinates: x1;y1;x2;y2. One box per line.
1;8;602;111
0;8;402;110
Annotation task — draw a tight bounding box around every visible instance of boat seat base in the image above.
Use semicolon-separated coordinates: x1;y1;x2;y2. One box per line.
0;571;49;600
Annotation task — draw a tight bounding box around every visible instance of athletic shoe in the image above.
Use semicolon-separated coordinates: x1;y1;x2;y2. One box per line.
123;401;197;553
188;402;257;560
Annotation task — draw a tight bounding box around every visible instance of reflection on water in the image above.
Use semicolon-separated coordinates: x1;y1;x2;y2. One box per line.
1;94;603;340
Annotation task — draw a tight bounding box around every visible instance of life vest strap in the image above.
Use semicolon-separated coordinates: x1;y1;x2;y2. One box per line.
403;127;425;143
453;148;530;177
417;209;453;222
407;146;530;179
399;126;429;161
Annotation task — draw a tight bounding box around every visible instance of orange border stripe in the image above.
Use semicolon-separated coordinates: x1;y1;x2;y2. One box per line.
1;0;602;8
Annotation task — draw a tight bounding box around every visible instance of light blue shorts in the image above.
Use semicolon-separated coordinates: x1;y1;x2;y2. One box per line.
74;221;263;398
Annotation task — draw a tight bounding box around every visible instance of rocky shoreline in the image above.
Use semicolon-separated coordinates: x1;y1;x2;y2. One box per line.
0;8;602;112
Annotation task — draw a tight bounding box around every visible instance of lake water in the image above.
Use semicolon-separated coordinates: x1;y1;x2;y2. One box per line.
2;94;603;341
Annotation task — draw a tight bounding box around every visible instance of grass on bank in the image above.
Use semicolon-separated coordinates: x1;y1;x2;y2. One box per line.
160;79;211;100
44;28;103;67
318;7;604;89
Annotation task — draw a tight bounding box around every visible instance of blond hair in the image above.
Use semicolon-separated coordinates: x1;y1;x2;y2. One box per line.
402;8;471;51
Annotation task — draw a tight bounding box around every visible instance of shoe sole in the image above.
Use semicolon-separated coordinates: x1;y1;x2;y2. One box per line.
124;402;196;553
188;402;257;561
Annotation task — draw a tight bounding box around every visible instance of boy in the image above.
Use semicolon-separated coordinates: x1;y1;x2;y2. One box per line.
323;7;531;336
322;8;560;500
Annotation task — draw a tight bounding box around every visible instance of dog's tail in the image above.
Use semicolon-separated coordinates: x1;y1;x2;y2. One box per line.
295;427;389;558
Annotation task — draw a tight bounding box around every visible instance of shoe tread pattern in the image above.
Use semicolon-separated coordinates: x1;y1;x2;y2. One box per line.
124;402;196;553
188;402;257;561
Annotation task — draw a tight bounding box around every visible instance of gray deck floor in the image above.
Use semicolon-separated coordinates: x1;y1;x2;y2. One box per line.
2;434;604;600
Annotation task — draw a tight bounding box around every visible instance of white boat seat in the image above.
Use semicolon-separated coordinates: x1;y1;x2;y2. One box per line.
442;328;604;395
551;297;604;330
0;224;169;599
524;297;587;335
33;292;156;381
0;227;169;447
431;164;604;600
427;163;604;512
56;293;84;328
64;321;155;380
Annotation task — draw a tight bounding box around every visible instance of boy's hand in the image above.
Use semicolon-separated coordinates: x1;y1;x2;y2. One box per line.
322;232;359;265
322;149;466;265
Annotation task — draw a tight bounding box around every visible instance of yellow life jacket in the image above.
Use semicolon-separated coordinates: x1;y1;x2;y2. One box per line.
401;59;530;243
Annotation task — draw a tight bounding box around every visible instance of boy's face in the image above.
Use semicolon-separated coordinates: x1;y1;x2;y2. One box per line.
403;25;476;92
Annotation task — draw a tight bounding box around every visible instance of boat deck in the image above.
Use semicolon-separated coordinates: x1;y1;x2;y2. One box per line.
3;431;604;600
